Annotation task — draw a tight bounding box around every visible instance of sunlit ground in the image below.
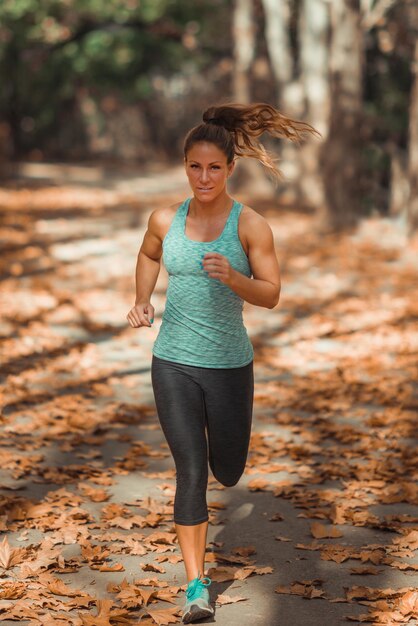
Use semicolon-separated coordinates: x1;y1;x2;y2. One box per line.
1;164;418;625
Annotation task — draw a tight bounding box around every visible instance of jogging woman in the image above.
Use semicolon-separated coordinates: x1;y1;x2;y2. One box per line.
126;102;318;623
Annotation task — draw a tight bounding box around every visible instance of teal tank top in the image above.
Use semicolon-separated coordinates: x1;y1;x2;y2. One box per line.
152;197;254;368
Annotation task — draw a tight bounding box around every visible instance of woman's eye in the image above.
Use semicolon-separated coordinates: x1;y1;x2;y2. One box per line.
189;164;220;170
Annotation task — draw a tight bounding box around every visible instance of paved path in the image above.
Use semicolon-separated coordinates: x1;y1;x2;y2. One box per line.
1;165;418;625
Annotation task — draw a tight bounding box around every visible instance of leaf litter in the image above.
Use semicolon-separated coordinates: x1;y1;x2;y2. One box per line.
1;181;418;624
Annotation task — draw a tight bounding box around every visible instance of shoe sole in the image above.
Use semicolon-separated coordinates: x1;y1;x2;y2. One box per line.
182;604;214;623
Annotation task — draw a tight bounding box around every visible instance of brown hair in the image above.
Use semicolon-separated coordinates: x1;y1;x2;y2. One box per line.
183;102;321;181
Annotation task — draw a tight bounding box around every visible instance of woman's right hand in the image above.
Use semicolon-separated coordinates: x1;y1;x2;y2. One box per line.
126;302;155;328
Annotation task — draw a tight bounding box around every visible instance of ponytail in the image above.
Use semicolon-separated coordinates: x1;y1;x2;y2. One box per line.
184;102;321;181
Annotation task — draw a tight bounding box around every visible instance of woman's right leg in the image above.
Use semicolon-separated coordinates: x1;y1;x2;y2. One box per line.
151;355;209;581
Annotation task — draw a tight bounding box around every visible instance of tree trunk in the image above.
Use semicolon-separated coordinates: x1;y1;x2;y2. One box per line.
3;40;22;159
232;0;255;103
319;0;364;231
389;147;409;220
407;38;418;234
298;0;330;209
261;0;295;105
261;0;305;202
232;0;272;196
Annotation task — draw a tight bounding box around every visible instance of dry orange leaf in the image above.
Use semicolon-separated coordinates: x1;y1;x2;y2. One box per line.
42;575;81;597
207;501;227;509
141;562;166;573
79;598;133;625
231;545;257;557
397;589;418;616
145;606;181;625
153;589;180;605
310;522;343;539
98;563;125;572
216;593;248;605
78;482;110;502
132;587;155;606
276;579;325;599
0;581;26;599
0;536;27;569
246;478;272;491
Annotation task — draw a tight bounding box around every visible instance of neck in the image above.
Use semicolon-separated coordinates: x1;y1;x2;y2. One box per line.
190;192;233;217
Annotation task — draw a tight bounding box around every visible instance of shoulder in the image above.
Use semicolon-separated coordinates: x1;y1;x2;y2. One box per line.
238;203;274;249
147;201;183;241
239;204;269;228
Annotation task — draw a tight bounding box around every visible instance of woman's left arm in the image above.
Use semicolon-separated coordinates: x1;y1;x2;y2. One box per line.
203;212;281;309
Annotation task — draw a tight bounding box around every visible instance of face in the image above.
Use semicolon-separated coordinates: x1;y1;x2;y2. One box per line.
184;141;235;202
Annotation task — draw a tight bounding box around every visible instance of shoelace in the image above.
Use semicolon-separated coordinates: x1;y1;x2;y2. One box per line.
186;575;212;601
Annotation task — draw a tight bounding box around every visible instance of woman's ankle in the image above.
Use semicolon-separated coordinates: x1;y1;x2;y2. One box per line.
186;570;201;583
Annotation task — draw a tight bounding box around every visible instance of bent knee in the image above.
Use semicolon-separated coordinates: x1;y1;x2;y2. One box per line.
214;472;242;487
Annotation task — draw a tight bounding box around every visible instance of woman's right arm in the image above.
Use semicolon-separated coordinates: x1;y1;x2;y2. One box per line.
126;209;164;329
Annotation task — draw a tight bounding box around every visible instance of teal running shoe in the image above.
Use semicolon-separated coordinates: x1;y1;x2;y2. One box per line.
181;574;214;623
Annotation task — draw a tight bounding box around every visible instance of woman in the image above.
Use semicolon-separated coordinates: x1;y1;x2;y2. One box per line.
126;102;318;624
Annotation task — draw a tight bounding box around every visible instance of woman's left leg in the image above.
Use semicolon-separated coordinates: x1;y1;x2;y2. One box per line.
201;360;254;487
175;520;209;580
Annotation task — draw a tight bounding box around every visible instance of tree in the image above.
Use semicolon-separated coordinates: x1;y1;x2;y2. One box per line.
319;0;365;230
231;0;273;196
298;0;329;209
0;0;230;159
261;0;305;201
407;19;418;233
233;0;255;103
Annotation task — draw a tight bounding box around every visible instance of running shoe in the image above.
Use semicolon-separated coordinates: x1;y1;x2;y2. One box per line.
181;574;214;623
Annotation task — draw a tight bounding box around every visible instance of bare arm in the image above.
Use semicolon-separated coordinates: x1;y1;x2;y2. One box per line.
135;227;162;305
127;209;165;328
202;211;281;309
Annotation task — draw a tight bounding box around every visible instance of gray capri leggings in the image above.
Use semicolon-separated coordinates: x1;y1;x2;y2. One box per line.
151;354;254;525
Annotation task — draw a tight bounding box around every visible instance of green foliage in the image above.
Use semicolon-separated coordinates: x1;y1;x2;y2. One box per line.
0;0;413;177
0;0;230;155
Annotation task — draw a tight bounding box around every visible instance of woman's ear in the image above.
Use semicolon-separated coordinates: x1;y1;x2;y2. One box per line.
227;160;236;177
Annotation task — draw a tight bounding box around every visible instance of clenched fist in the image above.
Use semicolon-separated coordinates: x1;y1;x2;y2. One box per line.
202;252;234;285
126;301;155;328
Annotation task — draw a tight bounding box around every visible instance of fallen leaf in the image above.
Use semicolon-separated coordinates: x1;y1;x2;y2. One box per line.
310;522;343;539
216;593;248;605
145;606;181;625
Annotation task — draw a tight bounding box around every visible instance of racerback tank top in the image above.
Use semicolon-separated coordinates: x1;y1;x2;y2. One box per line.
152;196;254;368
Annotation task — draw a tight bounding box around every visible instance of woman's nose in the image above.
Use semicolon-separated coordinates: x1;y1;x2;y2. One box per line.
199;169;209;181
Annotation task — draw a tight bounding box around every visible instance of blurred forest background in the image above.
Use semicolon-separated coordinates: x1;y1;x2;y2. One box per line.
0;0;417;232
1;6;418;624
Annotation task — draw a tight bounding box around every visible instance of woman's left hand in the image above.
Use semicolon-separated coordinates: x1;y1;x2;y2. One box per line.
202;252;234;286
